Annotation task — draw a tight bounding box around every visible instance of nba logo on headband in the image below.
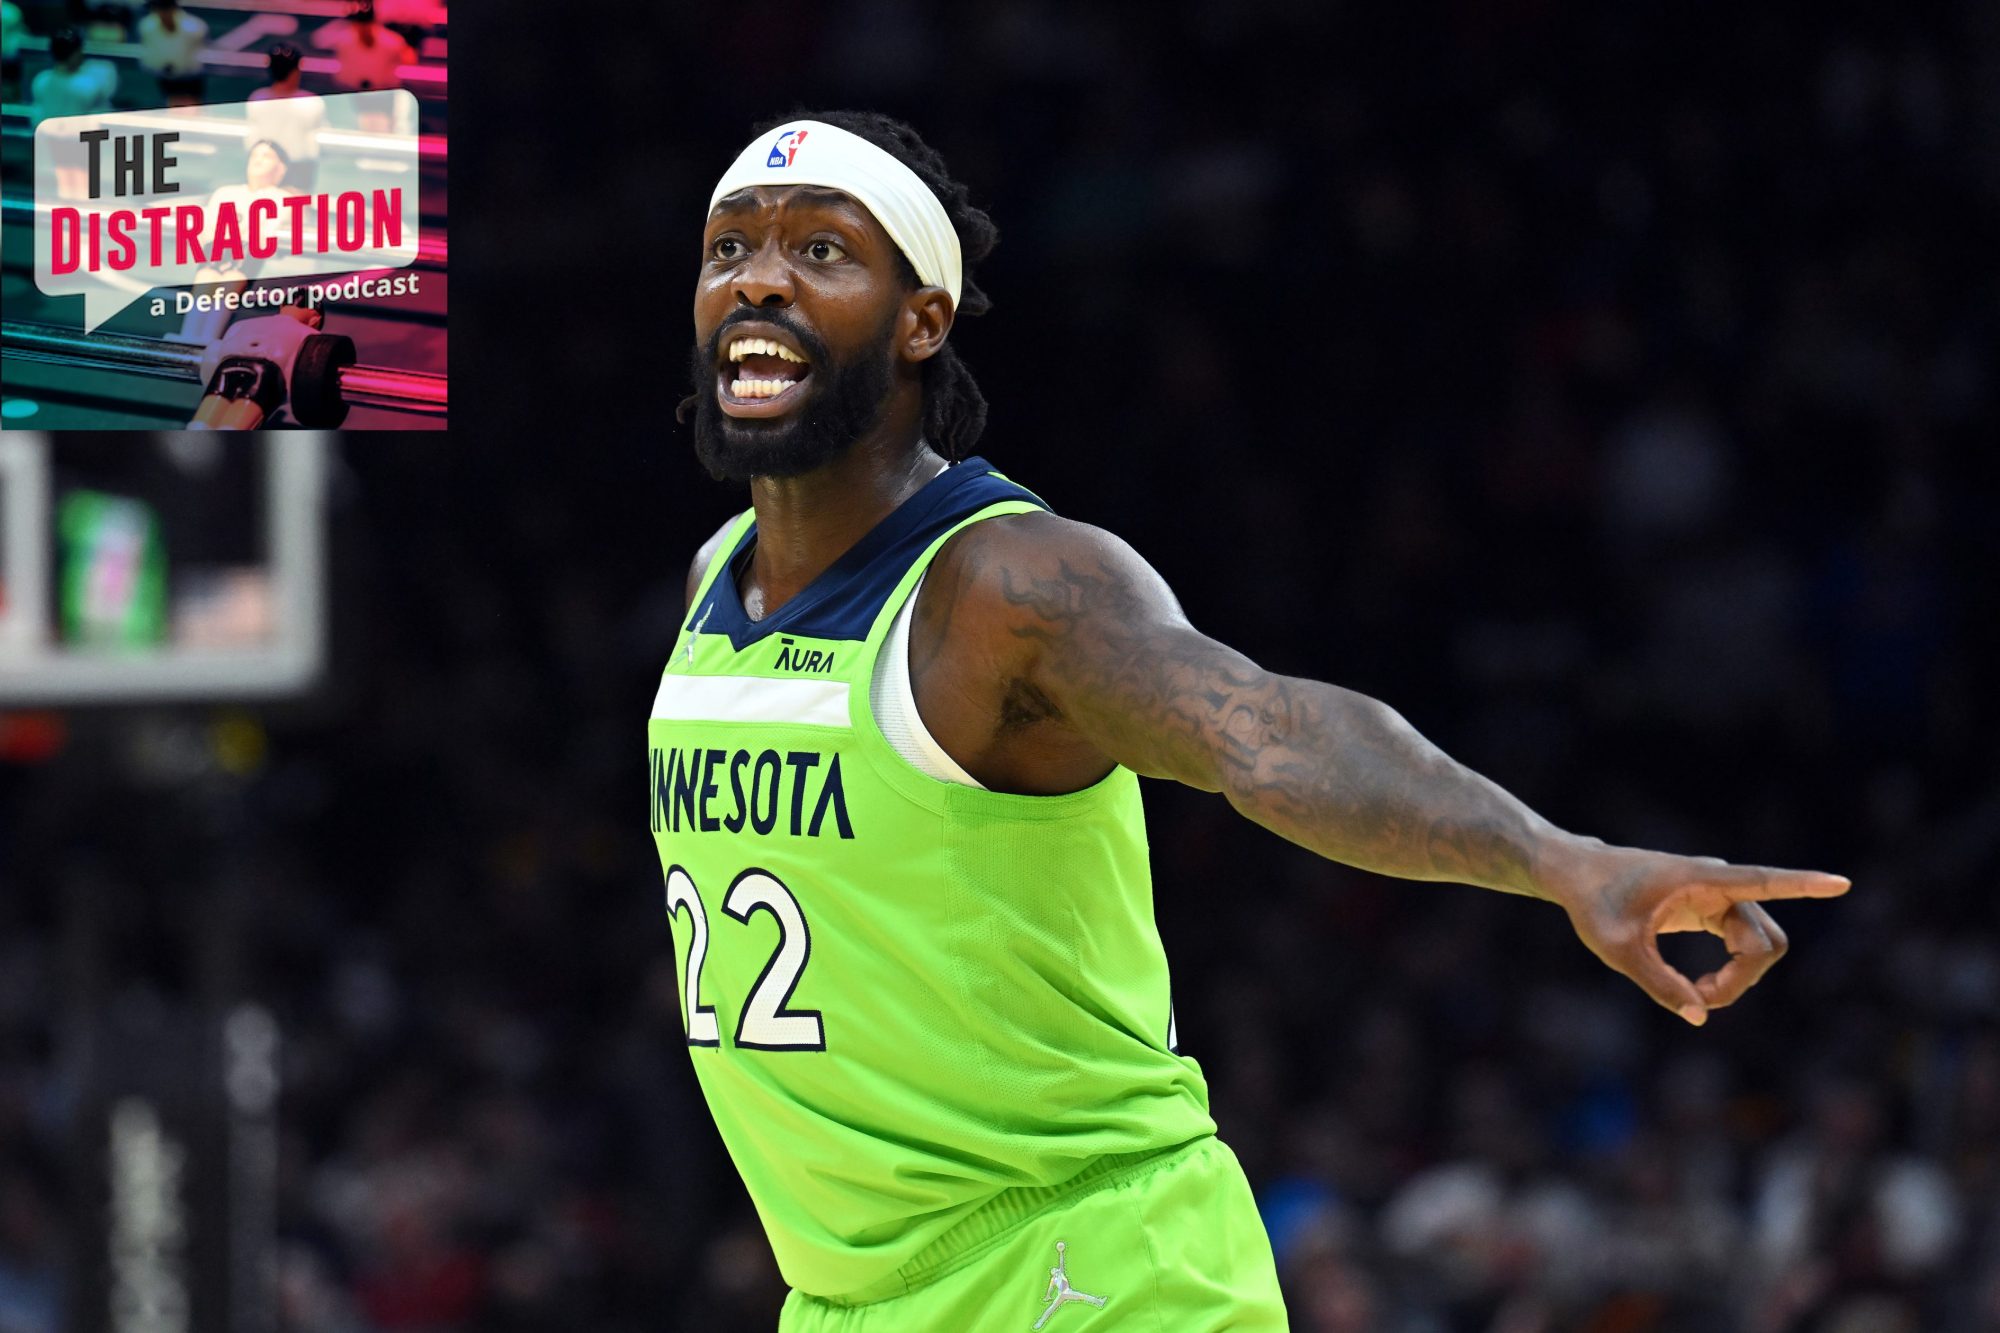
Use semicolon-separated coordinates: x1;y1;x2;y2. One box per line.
712;119;962;306
766;129;807;168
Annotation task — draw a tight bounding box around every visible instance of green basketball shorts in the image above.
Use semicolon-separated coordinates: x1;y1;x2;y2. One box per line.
778;1134;1290;1332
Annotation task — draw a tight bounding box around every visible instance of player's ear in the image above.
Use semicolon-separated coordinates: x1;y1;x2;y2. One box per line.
902;288;953;365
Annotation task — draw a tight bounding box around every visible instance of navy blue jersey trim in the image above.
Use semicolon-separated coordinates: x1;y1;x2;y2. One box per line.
686;457;1051;649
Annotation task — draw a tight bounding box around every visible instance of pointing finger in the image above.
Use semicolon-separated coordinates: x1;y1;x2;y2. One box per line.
1715;866;1852;903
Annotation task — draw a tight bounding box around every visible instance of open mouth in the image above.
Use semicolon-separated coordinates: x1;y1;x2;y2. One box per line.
717;333;814;415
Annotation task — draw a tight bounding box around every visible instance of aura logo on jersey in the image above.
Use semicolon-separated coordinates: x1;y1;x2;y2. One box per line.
771;637;836;674
766;128;807;168
651;746;855;839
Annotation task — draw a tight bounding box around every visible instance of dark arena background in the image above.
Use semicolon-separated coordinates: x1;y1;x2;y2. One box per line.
4;0;1999;1329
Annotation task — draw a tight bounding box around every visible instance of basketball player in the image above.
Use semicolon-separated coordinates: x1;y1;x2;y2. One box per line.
657;111;1852;1330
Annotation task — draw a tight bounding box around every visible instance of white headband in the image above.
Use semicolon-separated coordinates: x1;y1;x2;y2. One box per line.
706;120;963;310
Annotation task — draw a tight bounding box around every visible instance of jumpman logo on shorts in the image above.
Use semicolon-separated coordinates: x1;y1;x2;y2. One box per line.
1032;1240;1107;1329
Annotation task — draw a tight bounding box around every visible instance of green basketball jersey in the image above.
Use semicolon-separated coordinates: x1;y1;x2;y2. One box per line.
647;457;1216;1300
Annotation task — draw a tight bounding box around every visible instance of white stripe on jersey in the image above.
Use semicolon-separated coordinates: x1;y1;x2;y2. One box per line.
653;675;850;728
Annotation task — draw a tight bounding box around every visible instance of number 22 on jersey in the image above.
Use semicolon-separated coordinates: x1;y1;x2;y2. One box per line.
664;865;826;1051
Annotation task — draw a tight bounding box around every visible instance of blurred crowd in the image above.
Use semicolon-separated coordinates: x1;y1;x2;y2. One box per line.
6;0;1999;1329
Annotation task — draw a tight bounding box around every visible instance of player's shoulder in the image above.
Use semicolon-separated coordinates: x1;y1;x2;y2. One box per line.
926;510;1169;648
937;509;1149;592
685;510;747;612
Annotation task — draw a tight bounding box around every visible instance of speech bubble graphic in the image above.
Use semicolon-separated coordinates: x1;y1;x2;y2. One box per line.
33;91;421;333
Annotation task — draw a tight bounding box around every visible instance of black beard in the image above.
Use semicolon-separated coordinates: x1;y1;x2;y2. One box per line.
687;315;896;484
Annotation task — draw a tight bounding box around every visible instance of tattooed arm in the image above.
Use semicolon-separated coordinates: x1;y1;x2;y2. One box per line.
978;515;1566;892
962;513;1850;1024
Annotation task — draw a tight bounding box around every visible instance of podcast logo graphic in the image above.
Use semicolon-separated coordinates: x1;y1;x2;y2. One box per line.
766;129;808;168
31;92;421;334
3;10;448;432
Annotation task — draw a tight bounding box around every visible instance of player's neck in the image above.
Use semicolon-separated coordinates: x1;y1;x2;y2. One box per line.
744;434;947;615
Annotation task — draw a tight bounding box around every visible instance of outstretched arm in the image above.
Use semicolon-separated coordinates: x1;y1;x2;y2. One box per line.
970;513;1850;1026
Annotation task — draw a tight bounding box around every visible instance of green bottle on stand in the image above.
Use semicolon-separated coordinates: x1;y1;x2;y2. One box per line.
58;489;168;651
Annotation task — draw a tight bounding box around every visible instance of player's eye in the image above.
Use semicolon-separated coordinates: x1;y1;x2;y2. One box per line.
711;237;745;261
806;239;847;263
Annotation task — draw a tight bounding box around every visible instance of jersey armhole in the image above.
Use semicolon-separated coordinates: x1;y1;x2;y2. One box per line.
684;508;755;621
847;499;1044;789
873;571;988;789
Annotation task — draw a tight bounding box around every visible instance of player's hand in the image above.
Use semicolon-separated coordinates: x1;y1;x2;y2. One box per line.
1542;840;1851;1026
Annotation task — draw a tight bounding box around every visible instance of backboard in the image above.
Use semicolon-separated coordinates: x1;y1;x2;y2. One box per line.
0;431;328;705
